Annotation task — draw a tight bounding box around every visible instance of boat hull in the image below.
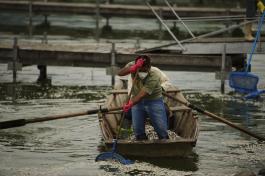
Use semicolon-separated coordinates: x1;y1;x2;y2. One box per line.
98;83;199;158
105;139;196;157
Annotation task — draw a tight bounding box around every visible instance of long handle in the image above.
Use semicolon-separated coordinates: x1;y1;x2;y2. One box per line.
246;12;265;72
0;106;122;130
163;92;265;141
116;70;139;138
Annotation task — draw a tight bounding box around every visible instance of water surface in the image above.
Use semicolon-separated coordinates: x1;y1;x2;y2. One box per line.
0;64;264;176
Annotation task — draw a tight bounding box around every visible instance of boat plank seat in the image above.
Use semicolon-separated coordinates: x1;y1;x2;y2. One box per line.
110;89;128;94
110;89;181;94
169;105;190;112
106;105;190;114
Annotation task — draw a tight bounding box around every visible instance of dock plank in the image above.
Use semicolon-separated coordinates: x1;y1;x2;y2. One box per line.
0;0;244;18
0;41;223;72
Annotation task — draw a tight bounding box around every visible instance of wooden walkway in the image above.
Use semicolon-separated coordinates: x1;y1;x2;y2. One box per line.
1;37;265;72
0;0;244;19
0;40;223;72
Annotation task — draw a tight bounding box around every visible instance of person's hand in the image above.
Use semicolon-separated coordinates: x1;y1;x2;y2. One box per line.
129;58;144;73
257;0;265;13
122;100;133;112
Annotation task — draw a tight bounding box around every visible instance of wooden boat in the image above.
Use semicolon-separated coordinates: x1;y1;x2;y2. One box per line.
98;82;199;158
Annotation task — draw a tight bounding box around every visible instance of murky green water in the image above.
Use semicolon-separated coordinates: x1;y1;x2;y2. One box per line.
0;64;264;176
0;2;265;174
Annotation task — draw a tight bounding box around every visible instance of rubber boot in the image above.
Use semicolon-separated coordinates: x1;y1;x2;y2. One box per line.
244;23;254;41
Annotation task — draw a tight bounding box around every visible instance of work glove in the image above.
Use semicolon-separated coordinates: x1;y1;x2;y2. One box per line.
129;58;144;73
257;0;265;13
122;100;133;112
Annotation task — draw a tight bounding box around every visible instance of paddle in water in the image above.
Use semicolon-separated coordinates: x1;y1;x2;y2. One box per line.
163;92;265;141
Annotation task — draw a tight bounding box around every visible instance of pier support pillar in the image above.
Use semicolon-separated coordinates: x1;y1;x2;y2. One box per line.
37;65;51;85
28;1;33;38
37;65;47;82
102;17;112;33
111;43;116;86
12;38;18;103
106;43;119;87
221;44;226;94
95;0;101;42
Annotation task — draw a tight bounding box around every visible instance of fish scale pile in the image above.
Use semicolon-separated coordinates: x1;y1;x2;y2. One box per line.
127;125;181;140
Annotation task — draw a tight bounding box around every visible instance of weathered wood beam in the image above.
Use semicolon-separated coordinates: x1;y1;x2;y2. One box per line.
0;0;244;18
0;43;223;72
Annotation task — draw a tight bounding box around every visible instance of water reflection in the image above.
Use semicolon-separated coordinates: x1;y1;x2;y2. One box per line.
185;90;265;138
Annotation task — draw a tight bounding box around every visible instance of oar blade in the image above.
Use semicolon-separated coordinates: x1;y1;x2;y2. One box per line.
162;92;265;141
0;119;26;129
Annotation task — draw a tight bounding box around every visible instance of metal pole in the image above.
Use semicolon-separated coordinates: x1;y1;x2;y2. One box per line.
111;43;116;86
221;44;226;94
136;19;257;53
29;0;33;38
164;0;195;38
158;8;163;41
146;2;185;51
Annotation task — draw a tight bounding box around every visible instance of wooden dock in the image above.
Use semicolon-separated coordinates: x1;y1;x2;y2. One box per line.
0;0;244;19
1;37;265;72
0;40;224;72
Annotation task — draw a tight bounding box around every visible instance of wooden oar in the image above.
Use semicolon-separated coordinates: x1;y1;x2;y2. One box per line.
163;92;265;141
0;106;122;130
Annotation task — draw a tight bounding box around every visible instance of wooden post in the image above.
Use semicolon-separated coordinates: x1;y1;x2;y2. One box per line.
91;68;94;81
111;43;116;86
38;31;48;85
28;0;33;38
37;65;48;84
95;0;100;42
221;44;226;94
43;32;48;44
12;38;18;103
135;38;140;49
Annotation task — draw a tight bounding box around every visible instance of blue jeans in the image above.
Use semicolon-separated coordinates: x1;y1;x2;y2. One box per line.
131;97;169;140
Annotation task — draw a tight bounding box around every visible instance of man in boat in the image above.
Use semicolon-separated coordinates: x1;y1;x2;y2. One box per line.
117;55;169;140
245;0;265;41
